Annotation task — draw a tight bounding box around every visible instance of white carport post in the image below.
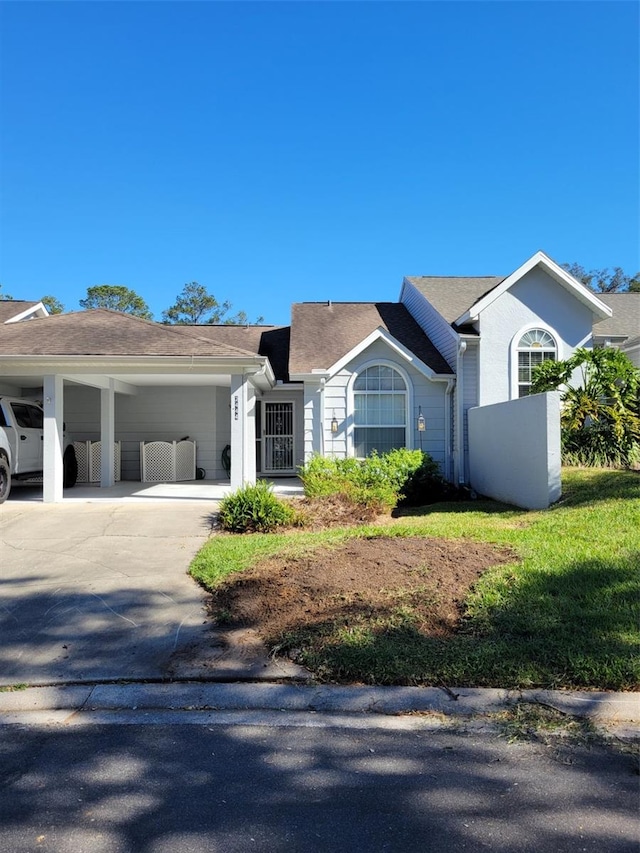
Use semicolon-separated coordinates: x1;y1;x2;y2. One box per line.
42;374;64;503
230;372;256;490
100;379;116;488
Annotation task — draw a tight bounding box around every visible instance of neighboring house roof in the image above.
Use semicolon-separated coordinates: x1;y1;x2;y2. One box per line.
289;302;453;376
404;277;504;327
593;293;640;340
0;309;260;358
0;300;48;323
169;324;292;381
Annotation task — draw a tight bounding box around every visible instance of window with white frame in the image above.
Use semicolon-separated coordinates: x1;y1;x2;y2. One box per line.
353;365;407;457
517;329;556;397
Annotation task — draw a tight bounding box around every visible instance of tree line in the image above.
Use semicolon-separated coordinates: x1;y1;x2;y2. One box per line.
0;281;264;325
1;262;638;324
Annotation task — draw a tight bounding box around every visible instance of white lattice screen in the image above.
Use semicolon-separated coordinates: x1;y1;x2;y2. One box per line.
74;441;90;483
140;440;196;482
74;441;121;483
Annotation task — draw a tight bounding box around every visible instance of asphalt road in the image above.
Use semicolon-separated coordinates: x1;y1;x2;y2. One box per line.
0;715;637;853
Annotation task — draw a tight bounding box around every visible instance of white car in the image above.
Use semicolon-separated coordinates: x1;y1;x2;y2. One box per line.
0;396;77;502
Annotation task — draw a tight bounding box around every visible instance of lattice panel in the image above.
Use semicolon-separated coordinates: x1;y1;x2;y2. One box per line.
174;440;196;481
74;441;121;483
141;440;196;482
89;442;121;482
74;441;90;483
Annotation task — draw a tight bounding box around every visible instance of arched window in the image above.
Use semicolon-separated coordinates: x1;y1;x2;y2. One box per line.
517;329;556;397
353;365;407;457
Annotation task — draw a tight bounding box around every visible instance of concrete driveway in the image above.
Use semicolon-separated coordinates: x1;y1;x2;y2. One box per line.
0;498;218;685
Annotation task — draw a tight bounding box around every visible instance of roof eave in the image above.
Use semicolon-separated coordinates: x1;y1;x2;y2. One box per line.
454;251;613;325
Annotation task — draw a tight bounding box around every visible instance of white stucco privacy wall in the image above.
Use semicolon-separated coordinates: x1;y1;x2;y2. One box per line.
468;392;561;510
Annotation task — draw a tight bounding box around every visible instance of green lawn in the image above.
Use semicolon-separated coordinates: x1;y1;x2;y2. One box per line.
190;468;640;690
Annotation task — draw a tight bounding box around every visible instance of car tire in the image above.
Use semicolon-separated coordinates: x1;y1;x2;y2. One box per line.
0;456;11;504
63;446;78;489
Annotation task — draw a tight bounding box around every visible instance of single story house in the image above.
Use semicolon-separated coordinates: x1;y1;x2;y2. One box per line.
0;251;637;502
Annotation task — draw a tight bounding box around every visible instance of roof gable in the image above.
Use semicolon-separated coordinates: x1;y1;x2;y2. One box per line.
455;252;612;325
0;300;48;323
289;302;452;377
325;326;452;381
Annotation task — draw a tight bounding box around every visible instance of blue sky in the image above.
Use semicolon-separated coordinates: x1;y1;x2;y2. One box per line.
1;1;638;326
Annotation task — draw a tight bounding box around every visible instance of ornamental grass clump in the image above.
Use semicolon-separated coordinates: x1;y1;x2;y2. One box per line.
219;480;297;533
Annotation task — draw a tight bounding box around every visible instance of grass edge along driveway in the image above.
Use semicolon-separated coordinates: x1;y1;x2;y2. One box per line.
190;468;640;691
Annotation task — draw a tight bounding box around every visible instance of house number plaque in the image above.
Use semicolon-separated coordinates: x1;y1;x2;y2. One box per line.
234;395;239;421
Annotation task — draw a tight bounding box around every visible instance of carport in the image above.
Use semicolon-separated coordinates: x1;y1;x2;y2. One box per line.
0;309;276;502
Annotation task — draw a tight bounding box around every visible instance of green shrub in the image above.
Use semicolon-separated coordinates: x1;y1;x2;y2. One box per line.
219;480;297;533
299;455;361;499
299;449;451;511
532;347;640;468
399;454;460;506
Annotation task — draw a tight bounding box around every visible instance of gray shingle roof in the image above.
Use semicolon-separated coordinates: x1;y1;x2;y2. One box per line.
593;293;640;339
0;310;260;358
0;300;42;323
404;277;504;325
168;324;291;380
289;302;453;376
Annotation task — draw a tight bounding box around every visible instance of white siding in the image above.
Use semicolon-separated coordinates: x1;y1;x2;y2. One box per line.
215;386;232;480
322;338;448;468
0;382;23;397
64;384;223;480
401;280;459;369
303;380;324;462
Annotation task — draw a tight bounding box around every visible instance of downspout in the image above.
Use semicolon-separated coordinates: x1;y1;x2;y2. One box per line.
319;378;326;457
455;340;467;485
444;378;455;482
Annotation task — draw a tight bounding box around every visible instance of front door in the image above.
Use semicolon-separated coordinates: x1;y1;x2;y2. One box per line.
262;402;295;474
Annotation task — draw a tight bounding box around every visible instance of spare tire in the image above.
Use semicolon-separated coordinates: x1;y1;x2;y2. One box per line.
63;446;78;489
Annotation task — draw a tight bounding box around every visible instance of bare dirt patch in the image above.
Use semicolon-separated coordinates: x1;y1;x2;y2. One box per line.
293;494;389;529
209;536;516;645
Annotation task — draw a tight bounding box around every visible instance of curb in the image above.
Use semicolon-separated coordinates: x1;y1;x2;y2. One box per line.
1;682;638;724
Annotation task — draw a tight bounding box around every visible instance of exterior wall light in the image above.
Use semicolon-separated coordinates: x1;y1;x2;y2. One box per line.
331;413;339;434
417;407;426;432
